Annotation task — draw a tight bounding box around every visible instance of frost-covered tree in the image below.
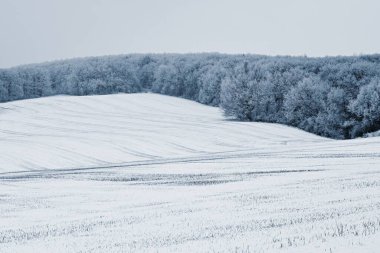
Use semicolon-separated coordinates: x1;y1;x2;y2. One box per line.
152;64;180;95
221;62;256;120
0;77;8;102
349;78;380;137
284;76;329;133
317;88;347;139
0;70;24;101
137;56;156;90
198;64;225;106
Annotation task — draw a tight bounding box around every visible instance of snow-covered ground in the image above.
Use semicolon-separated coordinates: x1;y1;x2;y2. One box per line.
0;93;379;252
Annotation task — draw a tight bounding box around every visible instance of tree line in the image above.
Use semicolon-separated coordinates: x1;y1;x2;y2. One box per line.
1;53;380;139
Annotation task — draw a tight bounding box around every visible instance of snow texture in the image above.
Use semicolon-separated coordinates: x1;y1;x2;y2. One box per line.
0;93;379;252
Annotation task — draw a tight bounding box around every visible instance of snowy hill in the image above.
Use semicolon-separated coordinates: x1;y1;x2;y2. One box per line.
0;93;379;253
0;93;326;173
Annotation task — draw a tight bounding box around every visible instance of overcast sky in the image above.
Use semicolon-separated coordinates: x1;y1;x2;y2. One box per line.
0;0;379;68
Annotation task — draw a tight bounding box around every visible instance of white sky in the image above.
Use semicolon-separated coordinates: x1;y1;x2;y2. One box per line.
0;0;379;68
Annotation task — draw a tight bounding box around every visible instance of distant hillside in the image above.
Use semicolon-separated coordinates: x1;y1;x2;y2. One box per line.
1;53;380;139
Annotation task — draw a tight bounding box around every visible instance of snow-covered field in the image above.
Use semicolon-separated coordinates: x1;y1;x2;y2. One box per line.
0;93;379;252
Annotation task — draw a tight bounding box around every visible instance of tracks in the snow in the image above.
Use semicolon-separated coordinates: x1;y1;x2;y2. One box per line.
1;146;375;180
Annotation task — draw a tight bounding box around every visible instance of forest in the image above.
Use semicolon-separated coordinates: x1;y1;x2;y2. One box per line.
1;53;380;139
